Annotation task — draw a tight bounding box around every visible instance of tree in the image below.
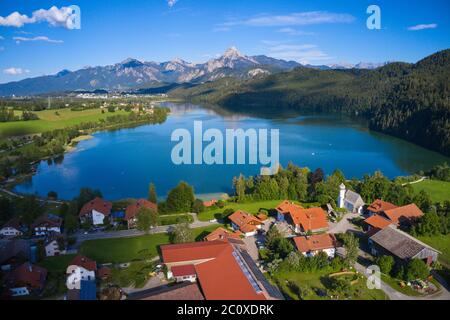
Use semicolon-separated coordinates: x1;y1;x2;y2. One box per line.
16;195;45;225
271;237;294;259
413;190;432;213
47;191;58;199
170;222;194;244
339;233;359;267
136;207;157;233
192;199;205;214
404;259;429;281
75;188;102;212
265;225;282;249
233;174;247;202
377;255;395;275
0;197;12;223
166;182;195;213
412;212;441;236
148;183;157;203
64;213;79;234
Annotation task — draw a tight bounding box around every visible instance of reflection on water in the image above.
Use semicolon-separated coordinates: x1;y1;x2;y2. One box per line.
14;102;450;200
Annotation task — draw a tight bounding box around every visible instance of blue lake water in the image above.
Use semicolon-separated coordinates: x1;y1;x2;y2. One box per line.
15;103;450;200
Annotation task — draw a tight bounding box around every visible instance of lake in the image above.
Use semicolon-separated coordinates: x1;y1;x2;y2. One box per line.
14;102;450;200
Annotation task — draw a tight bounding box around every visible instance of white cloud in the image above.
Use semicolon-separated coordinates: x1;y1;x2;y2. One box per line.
221;11;355;28
407;23;437;31
262;41;331;64
167;0;178;8
3;67;30;75
0;6;77;29
277;28;315;36
14;36;63;44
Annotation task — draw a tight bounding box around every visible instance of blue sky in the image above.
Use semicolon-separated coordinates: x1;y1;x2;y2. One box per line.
0;0;449;83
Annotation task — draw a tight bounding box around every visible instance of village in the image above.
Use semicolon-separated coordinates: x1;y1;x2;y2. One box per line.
0;179;448;301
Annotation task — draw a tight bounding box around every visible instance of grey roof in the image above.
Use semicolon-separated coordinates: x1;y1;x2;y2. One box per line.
345;190;365;206
0;239;30;264
370;226;440;260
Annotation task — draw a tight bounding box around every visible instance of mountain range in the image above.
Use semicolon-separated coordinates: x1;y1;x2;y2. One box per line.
0;47;389;97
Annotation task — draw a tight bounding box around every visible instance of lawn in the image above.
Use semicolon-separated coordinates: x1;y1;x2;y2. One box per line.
197;200;320;222
273;270;388;300
38;254;77;273
79;225;220;264
411;180;450;204
0;108;128;138
417;234;450;267
380;274;422;297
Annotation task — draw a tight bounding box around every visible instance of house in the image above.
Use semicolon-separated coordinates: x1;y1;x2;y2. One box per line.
129;282;204;300
66;255;97;290
338;184;365;214
366;199;398;216
204;227;242;242
369;225;440;266
45;237;65;257
289;207;329;234
171;264;197;283
378;203;424;227
0;218;23;238
203;199;218;208
160;241;284;300
293;233;338;258
4;262;47;297
32;214;62;236
125;199;158;229
363;214;394;235
66;280;97;301
0;239;30;271
228;210;263;237
79;197;112;226
275;200;302;222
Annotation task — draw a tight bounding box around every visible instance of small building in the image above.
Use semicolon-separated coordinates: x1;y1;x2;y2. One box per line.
79;197;112;226
369;225;440;266
204;227;242;242
4;262;47;296
171;264;197;283
338;184;365;214
32;214;62;237
275;200;302;222
366;199;398;216
293;233;338;258
66;255;97;290
45;237;65;257
0;218;23;238
363;214;394;235
125;199;158;229
203;199;218;208
289;207;329;234
228;210;263;237
378;203;424;227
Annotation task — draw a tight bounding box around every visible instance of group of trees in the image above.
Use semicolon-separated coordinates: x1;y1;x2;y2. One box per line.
377;255;430;282
426;163;450;182
411;202;450;237
0;108;39;122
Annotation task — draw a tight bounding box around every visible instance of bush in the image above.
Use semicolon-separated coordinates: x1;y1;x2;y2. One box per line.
404;259;429;281
377;255;395;275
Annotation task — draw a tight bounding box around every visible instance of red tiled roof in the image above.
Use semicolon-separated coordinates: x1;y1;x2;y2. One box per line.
228;210;262;234
125;199;158;221
31;214;62;229
161;241;230;264
367;199;398;214
79;197;112;217
364;214;393;230
69;255;97;272
383;203;424;224
290;207;329;232
275;200;303;215
204;227;241;242
257;213;268;221
294;234;337;253
194;246;265;300
172;265;196;277
203;199;218;208
6;262;47;289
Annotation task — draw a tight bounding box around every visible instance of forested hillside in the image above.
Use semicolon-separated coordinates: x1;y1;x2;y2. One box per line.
170;49;450;156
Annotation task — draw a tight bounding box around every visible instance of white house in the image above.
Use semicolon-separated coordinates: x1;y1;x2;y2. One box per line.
66;255;97;290
0;219;23;238
45;238;65;257
293;234;337;258
79;197;112;226
32;214;62;237
338;184;365;214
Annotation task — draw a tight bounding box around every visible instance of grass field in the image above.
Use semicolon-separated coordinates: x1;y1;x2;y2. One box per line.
412;180;450;204
0;108;128;138
273;271;388;300
197;200;320;221
79;225;220;264
417;234;450;267
38;254;77;273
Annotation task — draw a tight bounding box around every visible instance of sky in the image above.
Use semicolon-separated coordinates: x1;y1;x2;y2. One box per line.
0;0;449;83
